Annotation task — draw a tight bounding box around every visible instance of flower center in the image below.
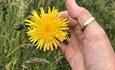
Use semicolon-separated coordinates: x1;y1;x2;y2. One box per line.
44;25;52;32
41;22;57;36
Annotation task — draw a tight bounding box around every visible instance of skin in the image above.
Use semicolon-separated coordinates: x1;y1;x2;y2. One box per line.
59;0;115;70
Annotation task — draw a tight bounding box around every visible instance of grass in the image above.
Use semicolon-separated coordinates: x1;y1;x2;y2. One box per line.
0;0;115;70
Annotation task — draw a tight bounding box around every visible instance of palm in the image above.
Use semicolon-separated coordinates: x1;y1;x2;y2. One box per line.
59;11;83;61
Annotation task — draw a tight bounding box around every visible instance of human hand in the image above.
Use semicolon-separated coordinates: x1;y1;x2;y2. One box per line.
59;0;115;70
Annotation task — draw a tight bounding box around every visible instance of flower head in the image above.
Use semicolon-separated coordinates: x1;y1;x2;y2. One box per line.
25;7;69;51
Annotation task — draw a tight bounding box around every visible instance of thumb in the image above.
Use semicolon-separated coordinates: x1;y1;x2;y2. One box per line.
66;0;81;19
66;0;92;26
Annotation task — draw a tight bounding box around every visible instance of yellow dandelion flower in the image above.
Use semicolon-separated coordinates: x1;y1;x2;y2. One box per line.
25;7;69;51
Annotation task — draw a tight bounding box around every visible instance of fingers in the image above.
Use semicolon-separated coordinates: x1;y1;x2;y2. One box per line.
59;32;85;70
58;43;66;54
74;24;84;44
59;30;81;57
68;16;78;28
60;11;69;19
60;11;78;28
